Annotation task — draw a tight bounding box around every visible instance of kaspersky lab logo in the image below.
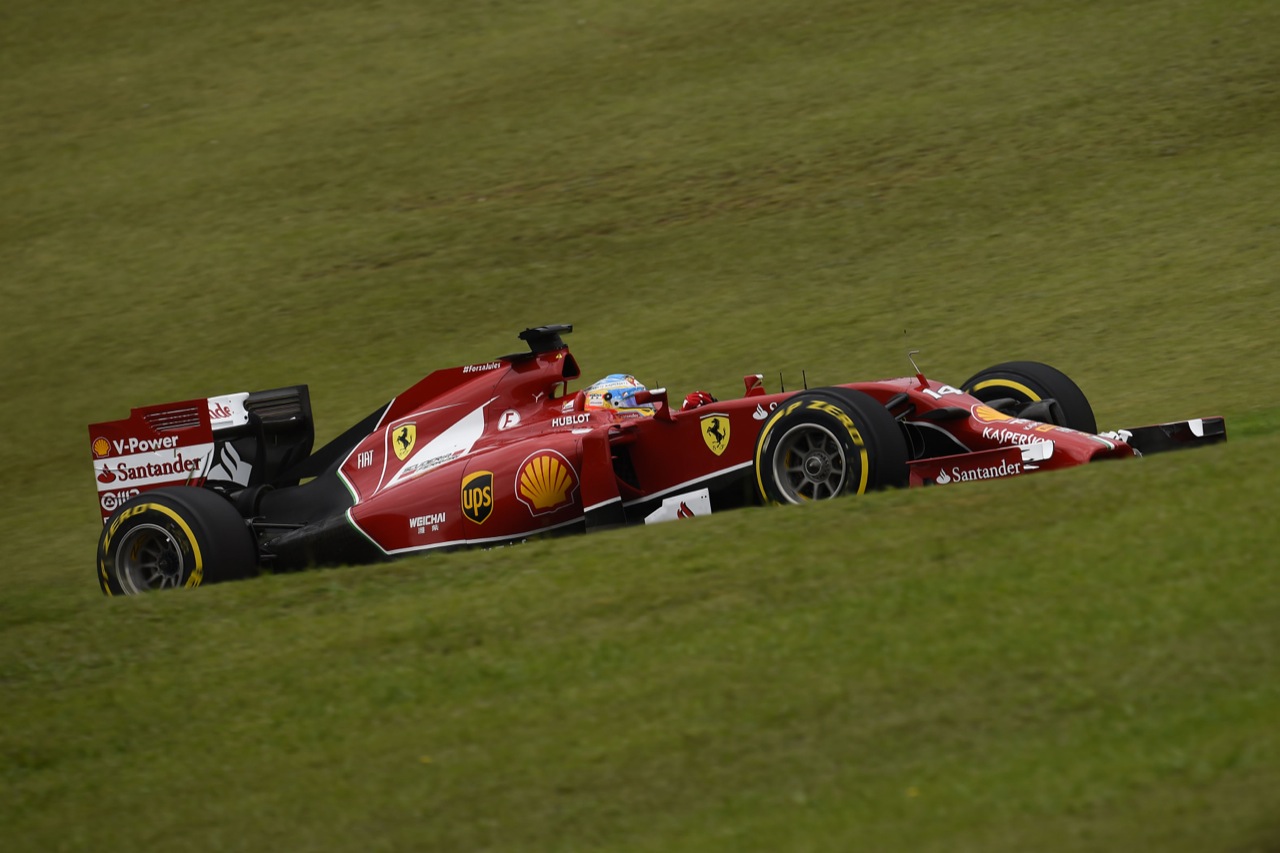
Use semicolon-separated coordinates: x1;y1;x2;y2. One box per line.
392;423;416;461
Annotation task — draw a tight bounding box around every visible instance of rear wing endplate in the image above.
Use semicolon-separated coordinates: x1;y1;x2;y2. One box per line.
89;399;216;521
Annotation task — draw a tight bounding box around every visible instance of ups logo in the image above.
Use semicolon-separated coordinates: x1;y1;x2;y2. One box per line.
461;470;494;524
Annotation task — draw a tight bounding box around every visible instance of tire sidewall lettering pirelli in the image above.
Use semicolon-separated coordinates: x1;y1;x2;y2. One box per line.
754;396;870;502
758;399;866;451
799;400;866;449
98;501;204;594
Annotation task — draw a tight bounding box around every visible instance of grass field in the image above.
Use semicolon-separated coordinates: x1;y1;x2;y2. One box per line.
2;0;1278;849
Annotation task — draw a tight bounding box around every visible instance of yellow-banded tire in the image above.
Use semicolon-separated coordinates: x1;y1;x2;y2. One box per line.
961;360;1096;433
754;388;908;505
97;487;257;596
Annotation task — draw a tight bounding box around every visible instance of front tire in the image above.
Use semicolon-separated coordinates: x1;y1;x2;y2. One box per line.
754;388;909;505
97;487;257;595
961;361;1097;433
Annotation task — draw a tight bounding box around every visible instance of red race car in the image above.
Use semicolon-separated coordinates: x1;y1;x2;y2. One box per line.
89;324;1225;594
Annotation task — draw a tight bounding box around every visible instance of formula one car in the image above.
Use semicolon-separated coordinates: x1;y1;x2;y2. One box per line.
89;324;1225;594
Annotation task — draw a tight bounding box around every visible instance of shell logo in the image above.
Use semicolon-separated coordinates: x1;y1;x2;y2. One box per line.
971;404;1013;423
515;450;578;516
92;437;111;458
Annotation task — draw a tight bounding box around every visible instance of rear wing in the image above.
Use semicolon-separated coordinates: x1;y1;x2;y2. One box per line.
89;386;314;522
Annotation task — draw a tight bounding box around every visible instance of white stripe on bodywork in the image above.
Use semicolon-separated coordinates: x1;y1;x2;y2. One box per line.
584;496;623;513
622;461;753;508
386;400;492;488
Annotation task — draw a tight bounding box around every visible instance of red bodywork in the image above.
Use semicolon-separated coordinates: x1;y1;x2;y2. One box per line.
89;325;1224;568
340;354;1134;557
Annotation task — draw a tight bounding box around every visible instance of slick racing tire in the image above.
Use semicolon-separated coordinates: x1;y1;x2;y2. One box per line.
97;487;257;596
961;361;1097;434
754;388;909;505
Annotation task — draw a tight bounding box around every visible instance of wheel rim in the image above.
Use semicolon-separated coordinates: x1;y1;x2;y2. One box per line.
771;423;850;503
116;523;187;594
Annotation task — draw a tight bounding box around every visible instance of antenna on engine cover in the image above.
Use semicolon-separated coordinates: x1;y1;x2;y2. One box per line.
907;349;928;389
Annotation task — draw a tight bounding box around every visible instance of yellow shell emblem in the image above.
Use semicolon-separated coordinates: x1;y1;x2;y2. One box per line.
516;451;578;515
92;437;111;458
971;405;1013;423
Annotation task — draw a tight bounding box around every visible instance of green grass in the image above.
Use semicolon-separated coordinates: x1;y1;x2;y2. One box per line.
3;0;1278;849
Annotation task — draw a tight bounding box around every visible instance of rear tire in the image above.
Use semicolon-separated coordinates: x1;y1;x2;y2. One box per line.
961;361;1097;433
754;388;908;505
97;487;257;595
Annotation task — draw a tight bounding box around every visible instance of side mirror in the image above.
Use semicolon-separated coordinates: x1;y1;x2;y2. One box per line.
633;388;673;421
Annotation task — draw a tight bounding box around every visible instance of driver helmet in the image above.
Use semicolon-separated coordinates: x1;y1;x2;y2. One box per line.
583;374;655;416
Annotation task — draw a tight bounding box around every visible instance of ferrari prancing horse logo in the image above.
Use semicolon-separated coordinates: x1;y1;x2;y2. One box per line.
393;423;417;461
700;413;730;456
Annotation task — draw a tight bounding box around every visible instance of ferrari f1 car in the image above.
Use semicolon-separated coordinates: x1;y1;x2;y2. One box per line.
89;324;1225;594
